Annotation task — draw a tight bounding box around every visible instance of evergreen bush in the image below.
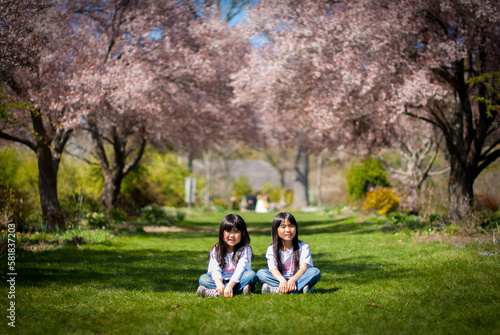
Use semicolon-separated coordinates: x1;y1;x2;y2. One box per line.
345;158;390;200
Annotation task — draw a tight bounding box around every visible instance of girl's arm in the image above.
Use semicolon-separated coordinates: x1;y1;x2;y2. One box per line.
207;250;225;294
228;246;251;284
266;245;288;293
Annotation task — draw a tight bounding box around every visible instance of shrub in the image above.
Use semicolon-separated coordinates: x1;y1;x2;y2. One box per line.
0;147;39;228
0;182;33;230
345;158;390;200
232;176;252;198
140;205;170;224
262;182;287;203
212;198;226;209
363;187;400;214
86;212;110;228
140;205;185;225
285;190;294;206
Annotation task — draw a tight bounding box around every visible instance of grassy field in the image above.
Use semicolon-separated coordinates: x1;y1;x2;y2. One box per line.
1;211;499;334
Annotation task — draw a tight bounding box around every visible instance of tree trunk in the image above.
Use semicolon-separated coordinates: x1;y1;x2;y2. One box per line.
31;110;71;231
316;152;324;208
447;155;474;222
89;121;147;213
291;147;309;209
36;144;65;231
100;171;124;211
202;150;212;207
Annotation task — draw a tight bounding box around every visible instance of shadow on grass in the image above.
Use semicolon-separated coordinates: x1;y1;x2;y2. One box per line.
314;287;342;294
18;247;207;293
314;254;410;286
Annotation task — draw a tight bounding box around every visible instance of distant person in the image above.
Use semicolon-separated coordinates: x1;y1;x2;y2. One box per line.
255;195;269;213
257;212;321;294
239;195;248;212
246;194;257;211
197;214;257;297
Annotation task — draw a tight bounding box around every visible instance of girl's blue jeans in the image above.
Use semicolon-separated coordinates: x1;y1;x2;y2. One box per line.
256;267;321;293
198;270;257;293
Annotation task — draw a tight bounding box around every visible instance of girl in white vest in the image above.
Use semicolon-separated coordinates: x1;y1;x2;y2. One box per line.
257;212;321;294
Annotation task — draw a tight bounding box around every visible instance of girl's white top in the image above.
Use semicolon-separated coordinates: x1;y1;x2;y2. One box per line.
265;241;313;279
208;245;253;283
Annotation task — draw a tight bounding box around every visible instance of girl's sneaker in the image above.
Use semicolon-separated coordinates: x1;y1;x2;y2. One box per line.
196;286;220;298
261;283;279;294
302;285;310;294
242;284;251;295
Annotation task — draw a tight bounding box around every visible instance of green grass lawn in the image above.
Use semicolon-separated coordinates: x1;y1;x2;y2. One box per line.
2;211;499;334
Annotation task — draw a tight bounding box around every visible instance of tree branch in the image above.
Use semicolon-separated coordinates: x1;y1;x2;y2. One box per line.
123;136;146;176
476;148;500;177
0;130;36;151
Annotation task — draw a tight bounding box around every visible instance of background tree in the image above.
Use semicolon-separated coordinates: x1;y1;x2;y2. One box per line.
0;3;81;230
383;0;500;219
232;0;393;208
64;0;192;211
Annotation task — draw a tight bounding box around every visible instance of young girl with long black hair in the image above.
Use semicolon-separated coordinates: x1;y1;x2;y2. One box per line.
197;214;256;297
257;212;321;294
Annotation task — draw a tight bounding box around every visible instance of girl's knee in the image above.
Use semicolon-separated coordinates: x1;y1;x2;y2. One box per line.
309;267;321;277
199;274;212;286
241;270;256;281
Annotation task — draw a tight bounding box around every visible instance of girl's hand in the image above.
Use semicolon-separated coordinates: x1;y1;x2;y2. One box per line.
278;280;288;293
215;282;225;295
224;285;234;298
287;279;297;292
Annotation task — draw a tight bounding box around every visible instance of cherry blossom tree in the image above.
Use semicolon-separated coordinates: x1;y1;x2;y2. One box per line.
61;0;185;211
146;7;257;206
0;2;83;231
232;0;393;208
65;1;256;210
370;0;500;219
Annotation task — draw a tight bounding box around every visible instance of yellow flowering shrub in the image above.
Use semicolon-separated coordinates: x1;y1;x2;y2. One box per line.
363;187;400;215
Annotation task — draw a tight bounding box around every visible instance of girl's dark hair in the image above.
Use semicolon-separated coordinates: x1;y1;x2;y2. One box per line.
210;213;253;268
271;212;300;275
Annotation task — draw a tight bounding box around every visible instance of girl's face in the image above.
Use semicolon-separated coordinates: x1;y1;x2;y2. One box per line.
223;227;242;252
277;219;296;242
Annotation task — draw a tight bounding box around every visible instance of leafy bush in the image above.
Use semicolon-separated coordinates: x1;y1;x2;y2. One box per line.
0;182;33;229
232;176;252;198
85;212;110;228
345;158;390;200
117;165;158;213
140;205;185;225
145;151;191;207
363;187;400;214
108;208;128;222
141;205;170;224
262;182;287;203
0;147;39;228
212;198;227;209
58;155;103;217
